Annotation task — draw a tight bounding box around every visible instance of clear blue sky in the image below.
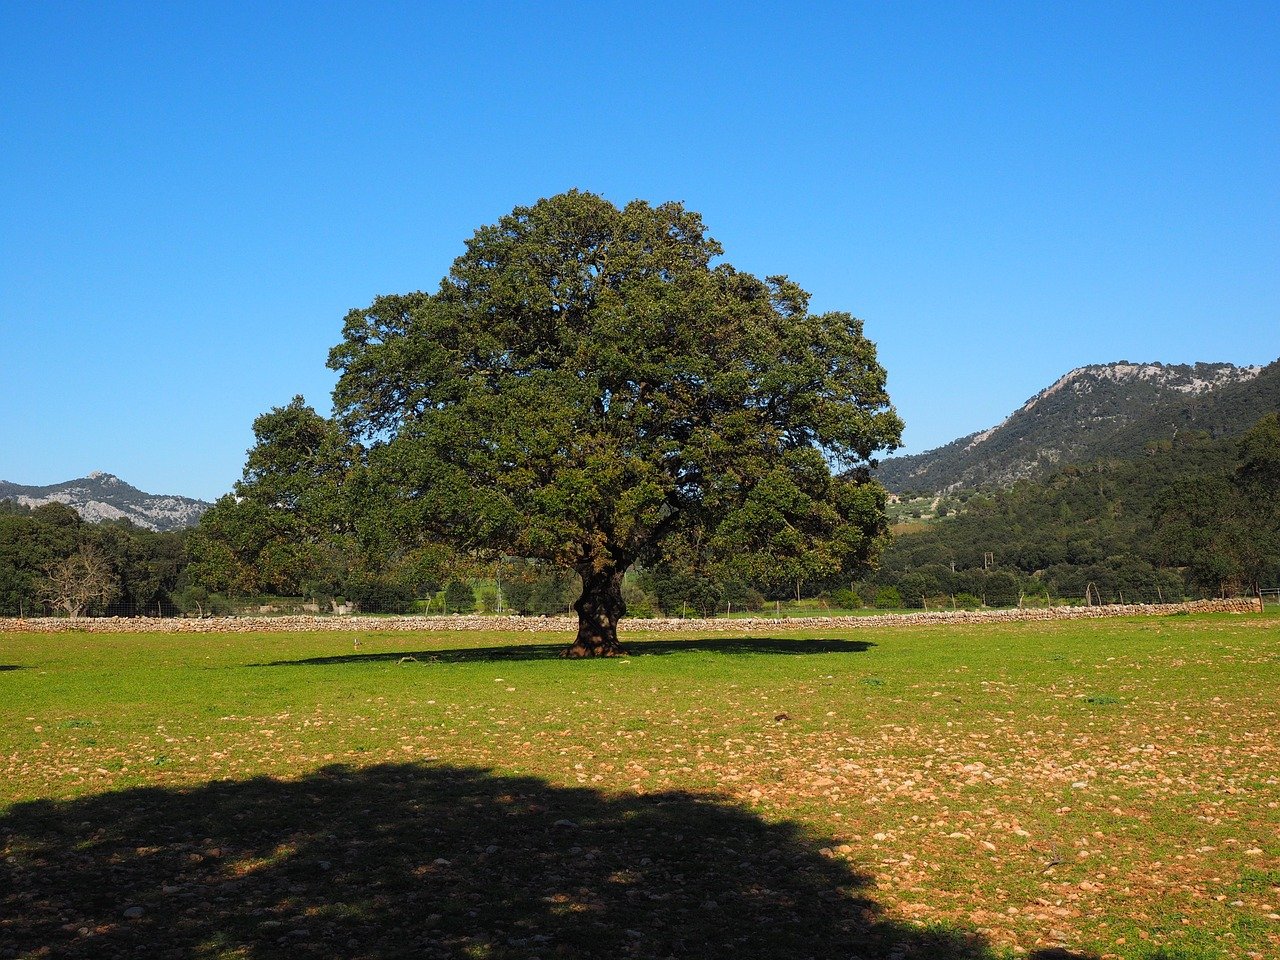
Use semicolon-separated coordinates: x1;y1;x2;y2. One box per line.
2;2;1277;500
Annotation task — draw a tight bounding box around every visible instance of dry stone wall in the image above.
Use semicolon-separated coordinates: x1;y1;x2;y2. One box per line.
0;598;1261;634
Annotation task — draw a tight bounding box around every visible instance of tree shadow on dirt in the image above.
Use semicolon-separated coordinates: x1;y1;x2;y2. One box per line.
0;762;1095;959
260;636;875;668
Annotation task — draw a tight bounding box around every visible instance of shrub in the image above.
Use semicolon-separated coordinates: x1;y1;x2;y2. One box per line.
505;567;577;616
873;586;903;609
721;581;765;614
621;581;657;618
443;580;476;614
829;587;863;610
476;584;500;614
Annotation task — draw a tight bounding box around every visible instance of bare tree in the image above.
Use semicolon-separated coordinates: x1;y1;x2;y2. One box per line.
41;546;118;617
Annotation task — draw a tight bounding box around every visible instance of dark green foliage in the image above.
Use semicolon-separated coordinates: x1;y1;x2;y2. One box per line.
635;565;724;618
722;581;767;614
325;190;902;650
501;564;577;616
0;501;192;616
873;586;903;609
443;580;477;614
620;580;658;618
83;523;188;616
0;502;77;615
1150;414;1280;594
188;398;359;598
187;397;450;610
827;587;863;610
170;584;233;617
630;562;762;617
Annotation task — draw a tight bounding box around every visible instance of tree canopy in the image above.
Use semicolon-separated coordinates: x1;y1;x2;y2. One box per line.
326;190;902;654
189;398;356;598
188;397;448;609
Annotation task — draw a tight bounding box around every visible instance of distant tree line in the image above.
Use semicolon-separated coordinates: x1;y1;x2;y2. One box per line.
5;414;1275;619
0;501;190;617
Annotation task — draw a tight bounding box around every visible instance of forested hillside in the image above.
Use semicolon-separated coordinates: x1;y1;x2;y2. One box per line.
864;414;1280;606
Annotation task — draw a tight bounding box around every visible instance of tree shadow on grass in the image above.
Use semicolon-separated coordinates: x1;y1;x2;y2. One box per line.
0;665;21;671
0;763;1094;959
259;636;875;668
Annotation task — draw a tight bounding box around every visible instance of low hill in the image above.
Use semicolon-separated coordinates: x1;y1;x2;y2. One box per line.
878;359;1279;493
0;472;210;532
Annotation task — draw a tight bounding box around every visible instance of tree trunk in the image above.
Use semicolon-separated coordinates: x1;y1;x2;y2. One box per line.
566;566;628;657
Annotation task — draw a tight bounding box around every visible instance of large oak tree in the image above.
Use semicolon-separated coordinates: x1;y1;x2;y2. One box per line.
329;190;902;655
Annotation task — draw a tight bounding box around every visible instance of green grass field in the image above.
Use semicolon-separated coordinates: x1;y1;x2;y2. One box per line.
2;614;1277;959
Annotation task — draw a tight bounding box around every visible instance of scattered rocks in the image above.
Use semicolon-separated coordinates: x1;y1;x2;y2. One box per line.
0;599;1259;634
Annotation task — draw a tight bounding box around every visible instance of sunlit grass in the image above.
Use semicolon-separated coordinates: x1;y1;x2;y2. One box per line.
2;612;1277;958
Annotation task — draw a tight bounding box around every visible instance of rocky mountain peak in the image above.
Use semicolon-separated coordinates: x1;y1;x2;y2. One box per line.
0;474;211;531
878;358;1278;494
1021;361;1261;415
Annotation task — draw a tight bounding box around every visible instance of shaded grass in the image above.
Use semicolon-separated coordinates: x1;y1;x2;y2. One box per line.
260;635;875;667
2;763;1000;959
